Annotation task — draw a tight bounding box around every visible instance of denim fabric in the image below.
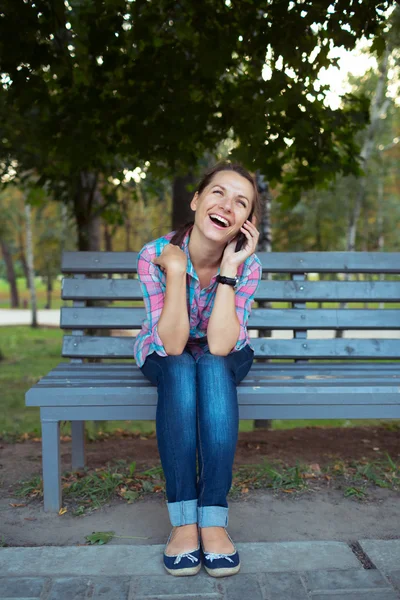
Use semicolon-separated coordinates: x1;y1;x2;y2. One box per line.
139;343;254;527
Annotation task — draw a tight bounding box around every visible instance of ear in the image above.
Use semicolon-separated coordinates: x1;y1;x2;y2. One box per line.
190;191;199;212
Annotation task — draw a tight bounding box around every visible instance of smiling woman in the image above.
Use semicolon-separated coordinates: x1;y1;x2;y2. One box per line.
133;161;263;577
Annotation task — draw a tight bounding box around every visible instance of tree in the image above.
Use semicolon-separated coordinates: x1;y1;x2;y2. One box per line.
0;0;393;249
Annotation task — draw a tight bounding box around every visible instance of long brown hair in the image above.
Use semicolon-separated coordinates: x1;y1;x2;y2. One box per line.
169;161;261;248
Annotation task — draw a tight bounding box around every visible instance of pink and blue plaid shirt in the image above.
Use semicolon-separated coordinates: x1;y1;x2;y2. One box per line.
133;226;262;368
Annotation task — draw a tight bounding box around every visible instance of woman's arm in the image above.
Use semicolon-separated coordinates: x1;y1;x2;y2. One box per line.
207;264;240;355
157;267;190;355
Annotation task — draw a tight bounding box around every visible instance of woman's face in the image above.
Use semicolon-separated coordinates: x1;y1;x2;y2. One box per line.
190;171;254;245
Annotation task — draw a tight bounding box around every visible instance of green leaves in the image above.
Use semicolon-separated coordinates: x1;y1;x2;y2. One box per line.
0;0;394;206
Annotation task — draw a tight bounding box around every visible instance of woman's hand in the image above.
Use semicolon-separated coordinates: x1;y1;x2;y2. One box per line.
221;214;259;270
152;243;188;274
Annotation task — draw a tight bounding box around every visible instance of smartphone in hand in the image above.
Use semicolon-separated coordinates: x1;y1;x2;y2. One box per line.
235;209;254;252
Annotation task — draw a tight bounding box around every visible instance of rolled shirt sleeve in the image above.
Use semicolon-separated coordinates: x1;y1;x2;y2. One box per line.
233;255;262;351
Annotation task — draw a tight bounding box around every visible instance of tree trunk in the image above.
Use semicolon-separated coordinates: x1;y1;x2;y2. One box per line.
73;171;102;251
103;222;113;252
0;238;19;308
46;270;53;309
172;171;196;230
377;170;385;309
18;229;30;289
24;201;37;327
254;172;273;430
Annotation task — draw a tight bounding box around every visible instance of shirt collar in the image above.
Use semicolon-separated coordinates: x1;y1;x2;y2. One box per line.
181;225;221;282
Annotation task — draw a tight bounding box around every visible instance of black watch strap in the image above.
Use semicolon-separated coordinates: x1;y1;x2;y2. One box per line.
216;274;238;288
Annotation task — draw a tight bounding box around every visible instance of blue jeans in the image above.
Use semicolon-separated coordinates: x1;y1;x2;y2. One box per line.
139;343;254;528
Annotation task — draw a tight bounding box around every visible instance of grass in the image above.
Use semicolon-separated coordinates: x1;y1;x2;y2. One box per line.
8;452;399;523
0;277;69;310
1;325;399;441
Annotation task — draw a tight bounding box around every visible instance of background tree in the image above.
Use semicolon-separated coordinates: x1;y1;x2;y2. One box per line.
0;0;393;250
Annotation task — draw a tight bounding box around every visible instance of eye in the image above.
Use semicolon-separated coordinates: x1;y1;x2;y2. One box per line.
213;189;223;195
238;200;246;207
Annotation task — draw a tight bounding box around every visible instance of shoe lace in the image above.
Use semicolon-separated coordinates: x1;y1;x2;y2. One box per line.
204;552;234;563
173;552;199;565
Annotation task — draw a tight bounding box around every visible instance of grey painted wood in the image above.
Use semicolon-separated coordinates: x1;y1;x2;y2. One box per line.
62;251;400;274
62;335;400;359
39;402;400;422
49;361;400;372
41;419;61;513
71;421;85;469
61;278;400;302
26;362;400;407
60;307;400;329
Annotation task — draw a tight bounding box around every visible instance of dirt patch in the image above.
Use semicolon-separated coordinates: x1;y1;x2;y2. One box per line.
1;425;400;547
1;425;399;495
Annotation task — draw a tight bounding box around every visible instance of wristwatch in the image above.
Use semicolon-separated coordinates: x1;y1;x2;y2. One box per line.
216;274;239;288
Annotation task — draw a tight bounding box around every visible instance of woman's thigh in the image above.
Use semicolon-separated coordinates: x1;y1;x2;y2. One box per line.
139;349;196;386
140;344;254;386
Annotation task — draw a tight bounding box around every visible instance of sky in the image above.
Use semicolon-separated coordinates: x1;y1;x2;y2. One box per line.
319;40;378;109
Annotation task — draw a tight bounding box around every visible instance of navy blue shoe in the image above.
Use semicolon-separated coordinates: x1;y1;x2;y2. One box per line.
163;528;202;576
200;529;240;577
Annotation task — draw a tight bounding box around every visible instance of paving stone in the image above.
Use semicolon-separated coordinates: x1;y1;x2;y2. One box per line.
0;577;47;598
0;547;164;577
303;568;391;592
235;541;360;573
388;571;400;592
219;573;264;600
133;573;217;597
311;592;399;600
359;540;400;574
46;577;91;600
258;572;309;599
92;577;131;599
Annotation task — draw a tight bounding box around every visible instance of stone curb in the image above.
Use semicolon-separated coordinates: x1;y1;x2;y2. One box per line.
0;541;367;576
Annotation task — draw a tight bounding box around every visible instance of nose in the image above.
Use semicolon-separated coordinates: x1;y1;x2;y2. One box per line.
219;195;233;213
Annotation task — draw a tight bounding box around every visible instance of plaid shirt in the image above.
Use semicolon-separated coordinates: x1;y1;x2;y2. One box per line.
133;226;262;368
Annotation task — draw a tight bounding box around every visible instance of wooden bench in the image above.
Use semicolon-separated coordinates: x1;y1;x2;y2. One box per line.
25;251;400;512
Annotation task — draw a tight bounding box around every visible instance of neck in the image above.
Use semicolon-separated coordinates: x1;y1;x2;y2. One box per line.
187;223;225;271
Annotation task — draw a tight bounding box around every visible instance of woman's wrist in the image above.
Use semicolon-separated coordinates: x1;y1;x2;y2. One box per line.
219;262;238;278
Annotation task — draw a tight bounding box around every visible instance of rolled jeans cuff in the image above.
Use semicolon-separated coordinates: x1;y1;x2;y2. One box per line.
197;506;229;528
167;499;198;526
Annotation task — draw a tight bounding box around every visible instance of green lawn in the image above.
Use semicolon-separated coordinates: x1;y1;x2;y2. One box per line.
0;326;399;441
0;277;70;310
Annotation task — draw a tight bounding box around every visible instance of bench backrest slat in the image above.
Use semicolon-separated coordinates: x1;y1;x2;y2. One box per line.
60;307;400;330
62;251;400;274
62;335;400;359
61;278;400;302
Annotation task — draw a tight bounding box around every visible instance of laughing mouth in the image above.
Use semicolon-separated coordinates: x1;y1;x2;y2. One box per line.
209;214;230;228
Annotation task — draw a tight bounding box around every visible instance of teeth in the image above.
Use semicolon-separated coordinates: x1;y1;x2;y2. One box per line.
210;214;229;227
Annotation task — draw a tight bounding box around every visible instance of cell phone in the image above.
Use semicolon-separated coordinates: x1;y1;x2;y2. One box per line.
235;208;254;252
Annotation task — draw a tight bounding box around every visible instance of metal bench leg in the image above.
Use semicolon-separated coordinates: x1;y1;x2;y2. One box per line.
41;418;62;513
71;421;86;469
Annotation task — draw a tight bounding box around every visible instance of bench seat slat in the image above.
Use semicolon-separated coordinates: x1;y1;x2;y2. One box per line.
61;279;400;302
27;380;400;403
62;335;400;359
61;251;400;274
60;307;400;330
50;361;400;372
38;403;400;420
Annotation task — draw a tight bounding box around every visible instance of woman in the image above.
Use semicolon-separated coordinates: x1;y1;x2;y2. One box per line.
133;161;262;577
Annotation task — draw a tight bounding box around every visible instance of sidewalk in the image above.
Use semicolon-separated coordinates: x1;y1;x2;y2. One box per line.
0;309;60;327
1;539;400;599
